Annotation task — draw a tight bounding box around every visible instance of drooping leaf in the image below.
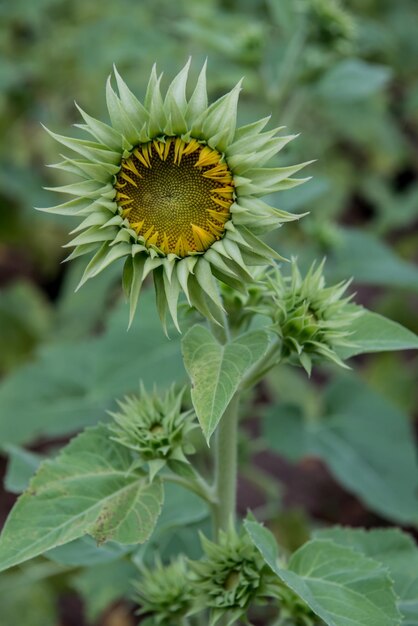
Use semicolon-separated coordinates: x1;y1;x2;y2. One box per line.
264;373;418;523
0;425;164;573
0;563;62;626
0;290;184;446
182;325;269;442
72;558;138;621
245;520;400;626
317;60;392;102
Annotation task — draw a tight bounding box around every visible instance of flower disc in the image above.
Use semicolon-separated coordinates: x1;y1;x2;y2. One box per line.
115;137;234;257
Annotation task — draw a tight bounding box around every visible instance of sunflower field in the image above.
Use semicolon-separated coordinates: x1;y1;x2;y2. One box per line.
0;1;418;625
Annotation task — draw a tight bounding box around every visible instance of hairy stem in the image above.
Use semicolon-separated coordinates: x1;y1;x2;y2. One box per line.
213;393;240;535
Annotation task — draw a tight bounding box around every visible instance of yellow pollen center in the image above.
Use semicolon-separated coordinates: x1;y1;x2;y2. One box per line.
114;137;234;257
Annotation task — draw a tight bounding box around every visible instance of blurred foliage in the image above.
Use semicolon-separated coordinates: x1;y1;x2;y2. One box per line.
0;0;417;623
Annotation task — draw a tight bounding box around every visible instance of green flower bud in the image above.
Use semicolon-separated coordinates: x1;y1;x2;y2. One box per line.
134;557;193;626
256;260;363;374
109;384;197;480
190;525;269;626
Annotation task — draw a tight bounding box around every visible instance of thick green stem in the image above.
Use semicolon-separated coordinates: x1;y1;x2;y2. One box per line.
213;393;240;535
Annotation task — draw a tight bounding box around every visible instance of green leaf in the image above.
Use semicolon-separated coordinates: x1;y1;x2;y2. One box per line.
72;558;137;621
264;373;418;523
132;482;210;565
182;325;269;442
52;258;121;341
338;310;418;358
326;228;418;291
47;482;208;568
0;281;51;373
317;60;392;102
245;521;401;626
0;425;164;573
0;290;184;445
314;527;418;626
0;563;61;626
46;536;131;567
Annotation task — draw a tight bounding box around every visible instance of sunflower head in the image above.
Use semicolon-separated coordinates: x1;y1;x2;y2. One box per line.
134;557;193;626
40;59;310;330
108;384;196;480
255;260;363;374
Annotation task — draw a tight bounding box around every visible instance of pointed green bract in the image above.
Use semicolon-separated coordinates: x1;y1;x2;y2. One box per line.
41;60;310;329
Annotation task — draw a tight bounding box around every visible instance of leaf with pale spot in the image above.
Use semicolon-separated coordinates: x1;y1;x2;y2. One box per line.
0;425;163;573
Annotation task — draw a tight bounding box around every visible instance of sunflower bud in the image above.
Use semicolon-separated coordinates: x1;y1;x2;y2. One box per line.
256;260;362;374
190;525;269;626
109;384;196;480
134;557;193;625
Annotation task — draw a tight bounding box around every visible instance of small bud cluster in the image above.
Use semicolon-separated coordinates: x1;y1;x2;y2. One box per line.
109;384;197;479
305;0;355;53
133;525;319;626
190;525;269;626
252;260;362;374
134;557;193;626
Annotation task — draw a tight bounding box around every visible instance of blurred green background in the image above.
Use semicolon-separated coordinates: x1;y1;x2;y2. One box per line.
0;0;417;624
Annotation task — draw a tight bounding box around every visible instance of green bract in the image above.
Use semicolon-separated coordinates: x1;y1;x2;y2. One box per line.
108;384;196;480
39;59;310;330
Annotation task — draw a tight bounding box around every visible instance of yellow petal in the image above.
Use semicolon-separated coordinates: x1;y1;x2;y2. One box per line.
191;224;215;251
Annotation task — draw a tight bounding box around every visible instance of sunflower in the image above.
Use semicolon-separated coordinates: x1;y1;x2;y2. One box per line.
40;59;310;330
